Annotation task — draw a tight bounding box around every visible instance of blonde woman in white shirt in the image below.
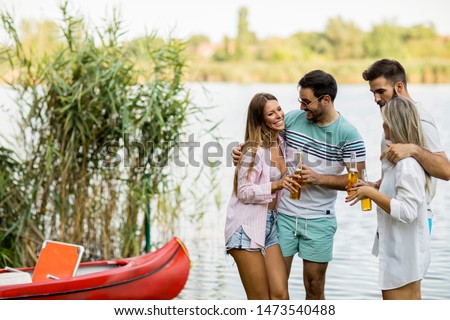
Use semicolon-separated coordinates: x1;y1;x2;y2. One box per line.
346;96;431;300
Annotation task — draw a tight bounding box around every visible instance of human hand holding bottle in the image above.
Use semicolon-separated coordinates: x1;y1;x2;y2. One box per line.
345;177;376;207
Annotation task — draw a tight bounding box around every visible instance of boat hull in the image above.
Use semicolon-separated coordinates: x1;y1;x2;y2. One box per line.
0;237;190;300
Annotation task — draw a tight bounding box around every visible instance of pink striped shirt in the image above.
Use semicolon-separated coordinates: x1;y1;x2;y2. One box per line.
224;138;285;249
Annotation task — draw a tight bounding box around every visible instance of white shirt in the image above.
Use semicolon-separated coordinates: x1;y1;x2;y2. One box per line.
372;158;430;290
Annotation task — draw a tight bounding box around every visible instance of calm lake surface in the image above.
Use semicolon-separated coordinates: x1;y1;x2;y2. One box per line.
1;82;449;300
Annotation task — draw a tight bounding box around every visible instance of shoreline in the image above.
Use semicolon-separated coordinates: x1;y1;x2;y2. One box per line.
185;59;450;84
3;58;450;85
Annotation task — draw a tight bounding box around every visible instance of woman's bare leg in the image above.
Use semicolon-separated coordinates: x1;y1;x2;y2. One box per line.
229;249;270;300
382;280;421;300
264;244;289;300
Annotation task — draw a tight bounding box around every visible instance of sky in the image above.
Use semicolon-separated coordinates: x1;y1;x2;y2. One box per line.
1;0;450;43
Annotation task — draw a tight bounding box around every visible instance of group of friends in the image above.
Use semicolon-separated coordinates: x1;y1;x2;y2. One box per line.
224;59;450;300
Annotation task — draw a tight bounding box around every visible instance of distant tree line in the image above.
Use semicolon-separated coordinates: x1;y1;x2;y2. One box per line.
2;6;450;83
187;7;450;62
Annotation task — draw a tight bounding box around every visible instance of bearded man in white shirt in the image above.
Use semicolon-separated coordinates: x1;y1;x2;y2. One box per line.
361;59;450;232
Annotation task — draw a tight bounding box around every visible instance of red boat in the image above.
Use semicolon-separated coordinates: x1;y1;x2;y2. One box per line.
0;237;190;300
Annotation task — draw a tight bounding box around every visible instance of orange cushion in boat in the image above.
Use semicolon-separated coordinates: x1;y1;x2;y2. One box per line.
32;240;84;283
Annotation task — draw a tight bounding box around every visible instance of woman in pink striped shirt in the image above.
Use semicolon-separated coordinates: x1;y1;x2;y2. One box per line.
225;93;299;300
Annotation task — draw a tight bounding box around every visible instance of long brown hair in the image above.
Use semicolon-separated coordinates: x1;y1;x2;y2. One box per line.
382;96;431;195
233;93;279;194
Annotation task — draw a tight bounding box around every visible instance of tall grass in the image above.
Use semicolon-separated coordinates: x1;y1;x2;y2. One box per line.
0;147;36;266
0;1;216;266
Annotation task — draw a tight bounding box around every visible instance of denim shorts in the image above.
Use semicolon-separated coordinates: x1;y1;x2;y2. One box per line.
225;210;279;252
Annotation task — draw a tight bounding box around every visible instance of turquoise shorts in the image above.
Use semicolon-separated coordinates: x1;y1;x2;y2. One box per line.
276;213;337;263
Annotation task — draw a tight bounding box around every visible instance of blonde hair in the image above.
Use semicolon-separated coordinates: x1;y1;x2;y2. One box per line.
233;93;278;194
382;96;431;195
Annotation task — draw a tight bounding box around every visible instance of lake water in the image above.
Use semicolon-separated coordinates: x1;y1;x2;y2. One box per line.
1;82;449;300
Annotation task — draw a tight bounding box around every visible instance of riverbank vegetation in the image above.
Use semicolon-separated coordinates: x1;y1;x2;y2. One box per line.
1;7;450;84
0;1;218;267
185;8;450;83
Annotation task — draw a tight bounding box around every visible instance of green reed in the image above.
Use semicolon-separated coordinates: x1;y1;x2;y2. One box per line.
0;1;217;266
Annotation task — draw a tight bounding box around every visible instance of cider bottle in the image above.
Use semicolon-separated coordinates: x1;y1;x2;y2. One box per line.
361;169;372;211
290;151;303;200
347;152;358;195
